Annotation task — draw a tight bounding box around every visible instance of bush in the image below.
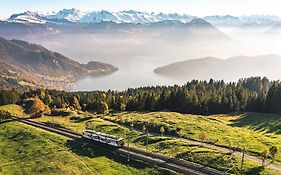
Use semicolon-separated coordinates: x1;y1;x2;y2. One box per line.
0;110;12;122
51;109;72;116
17;98;50;116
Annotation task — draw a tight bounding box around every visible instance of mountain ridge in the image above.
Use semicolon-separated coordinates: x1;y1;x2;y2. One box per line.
154;55;281;81
5;9;281;27
0;37;118;90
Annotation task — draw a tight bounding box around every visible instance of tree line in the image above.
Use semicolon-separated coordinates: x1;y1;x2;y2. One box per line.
1;77;281;115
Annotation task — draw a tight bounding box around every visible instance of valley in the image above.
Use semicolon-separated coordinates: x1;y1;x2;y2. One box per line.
2;3;281;175
2;11;281;91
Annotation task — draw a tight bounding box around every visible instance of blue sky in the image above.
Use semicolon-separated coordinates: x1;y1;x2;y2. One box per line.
1;0;281;19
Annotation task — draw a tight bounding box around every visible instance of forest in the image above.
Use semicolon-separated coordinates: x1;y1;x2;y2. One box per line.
1;77;281;115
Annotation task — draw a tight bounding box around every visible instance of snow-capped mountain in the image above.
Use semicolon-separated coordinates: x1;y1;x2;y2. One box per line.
203;15;281;26
8;11;47;24
203;15;241;26
47;8;86;22
6;9;196;24
6;9;281;27
79;10;195;24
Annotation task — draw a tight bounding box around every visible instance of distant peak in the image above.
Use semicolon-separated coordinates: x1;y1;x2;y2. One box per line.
7;11;46;24
60;8;81;13
190;18;210;24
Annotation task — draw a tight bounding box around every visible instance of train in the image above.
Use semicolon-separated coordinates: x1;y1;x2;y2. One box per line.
82;130;124;147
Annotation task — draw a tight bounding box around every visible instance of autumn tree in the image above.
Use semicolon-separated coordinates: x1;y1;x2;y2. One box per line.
71;96;81;110
30;98;46;114
120;103;126;111
97;101;109;114
44;105;51;116
118;115;125;124
29;98;50;117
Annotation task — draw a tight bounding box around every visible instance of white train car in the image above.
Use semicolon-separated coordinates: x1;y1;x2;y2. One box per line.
83;130;124;147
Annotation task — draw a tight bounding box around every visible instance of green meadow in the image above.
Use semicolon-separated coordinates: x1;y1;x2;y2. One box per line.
31;111;280;174
0;121;175;175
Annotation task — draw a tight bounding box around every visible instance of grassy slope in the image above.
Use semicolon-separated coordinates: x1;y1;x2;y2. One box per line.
32;114;278;174
0;104;24;117
0;122;175;175
102;112;281;164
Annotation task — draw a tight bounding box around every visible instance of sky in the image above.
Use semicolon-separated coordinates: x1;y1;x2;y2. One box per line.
1;0;281;19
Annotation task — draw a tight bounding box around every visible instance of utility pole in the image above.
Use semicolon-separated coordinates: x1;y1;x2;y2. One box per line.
146;128;148;152
127;137;130;162
240;148;245;175
128;126;133;162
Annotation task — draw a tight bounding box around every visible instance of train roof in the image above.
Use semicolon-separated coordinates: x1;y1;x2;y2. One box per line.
84;130;123;140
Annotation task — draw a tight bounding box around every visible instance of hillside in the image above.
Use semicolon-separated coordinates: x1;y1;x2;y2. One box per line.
0;37;117;90
0;122;174;175
0;18;234;65
28;111;280;175
154;55;281;81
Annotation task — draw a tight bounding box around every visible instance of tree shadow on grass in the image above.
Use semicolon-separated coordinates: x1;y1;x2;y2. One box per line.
175;150;232;171
70;116;93;123
229;113;281;134
245;166;264;175
42;122;70;130
65;138;173;174
133;136;169;145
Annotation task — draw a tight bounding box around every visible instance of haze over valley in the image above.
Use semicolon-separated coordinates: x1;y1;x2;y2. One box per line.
2;9;281;90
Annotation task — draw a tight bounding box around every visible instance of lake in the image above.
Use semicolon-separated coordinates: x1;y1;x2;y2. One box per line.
72;56;186;91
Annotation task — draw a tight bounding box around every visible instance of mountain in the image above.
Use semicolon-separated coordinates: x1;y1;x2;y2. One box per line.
0;16;233;63
0;37;117;90
154;55;281;81
203;15;281;27
5;9;281;27
266;22;281;34
6;9;196;24
0;16;231;43
47;8;86;23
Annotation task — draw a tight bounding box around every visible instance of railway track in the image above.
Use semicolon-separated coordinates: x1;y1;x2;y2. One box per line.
12;117;225;175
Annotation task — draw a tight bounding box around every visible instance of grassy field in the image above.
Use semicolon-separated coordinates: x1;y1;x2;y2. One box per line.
0;121;176;175
30;113;279;174
101;112;281;164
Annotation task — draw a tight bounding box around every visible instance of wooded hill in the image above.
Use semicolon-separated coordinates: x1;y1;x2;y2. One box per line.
0;37;117;90
3;77;281;115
